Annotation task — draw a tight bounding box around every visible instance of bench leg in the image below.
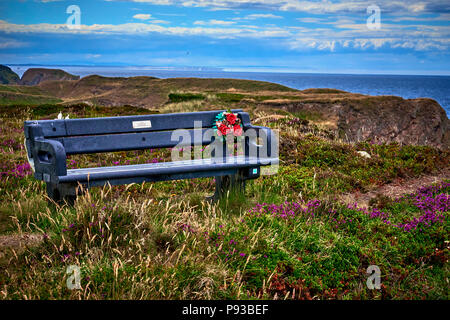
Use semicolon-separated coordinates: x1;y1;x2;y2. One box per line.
46;182;83;205
209;172;246;201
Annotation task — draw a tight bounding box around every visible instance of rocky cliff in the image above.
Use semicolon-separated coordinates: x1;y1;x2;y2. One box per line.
262;93;449;149
20;68;80;85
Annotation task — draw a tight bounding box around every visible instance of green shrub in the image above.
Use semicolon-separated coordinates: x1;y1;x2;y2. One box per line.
168;92;205;103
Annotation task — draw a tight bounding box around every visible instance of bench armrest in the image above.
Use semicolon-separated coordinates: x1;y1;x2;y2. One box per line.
32;138;67;182
245;125;278;159
236;112;278;160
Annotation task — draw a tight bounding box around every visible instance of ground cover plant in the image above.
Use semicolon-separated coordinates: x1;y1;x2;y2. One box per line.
0;102;448;300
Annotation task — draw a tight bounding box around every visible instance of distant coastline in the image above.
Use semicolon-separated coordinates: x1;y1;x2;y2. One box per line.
7;65;450;117
6;64;450;76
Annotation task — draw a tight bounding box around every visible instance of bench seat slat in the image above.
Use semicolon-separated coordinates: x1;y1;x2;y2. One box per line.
60;128;213;154
59;156;278;183
27;109;242;138
63;170;241;187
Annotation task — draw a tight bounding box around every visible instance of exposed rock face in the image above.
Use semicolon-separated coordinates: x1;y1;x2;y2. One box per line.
264;95;450;149
338;97;449;149
20;68;79;85
0;65;20;84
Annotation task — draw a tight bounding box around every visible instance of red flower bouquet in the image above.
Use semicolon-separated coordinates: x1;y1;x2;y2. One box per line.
214;110;243;138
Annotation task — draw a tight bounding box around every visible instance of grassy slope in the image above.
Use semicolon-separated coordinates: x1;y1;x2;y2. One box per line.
0;85;62;105
2;75;444;112
0;94;449;300
33;75;298;107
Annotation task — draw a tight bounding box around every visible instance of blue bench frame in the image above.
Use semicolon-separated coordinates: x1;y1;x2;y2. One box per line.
24;109;278;204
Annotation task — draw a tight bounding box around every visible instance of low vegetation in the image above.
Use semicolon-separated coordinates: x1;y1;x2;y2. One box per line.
0;99;448;300
168;92;206;103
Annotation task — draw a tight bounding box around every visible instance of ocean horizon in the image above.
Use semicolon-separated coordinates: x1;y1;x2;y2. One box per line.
9;65;450;117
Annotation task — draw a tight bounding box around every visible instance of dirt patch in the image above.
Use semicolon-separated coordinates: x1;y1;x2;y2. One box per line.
0;209;14;234
0;233;43;265
0;233;43;249
253;114;288;123
340;169;450;208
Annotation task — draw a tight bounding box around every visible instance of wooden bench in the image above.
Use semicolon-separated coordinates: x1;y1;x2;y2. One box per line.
24;109;278;204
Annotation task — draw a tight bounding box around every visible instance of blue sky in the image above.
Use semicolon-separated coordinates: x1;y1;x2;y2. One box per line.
0;0;449;74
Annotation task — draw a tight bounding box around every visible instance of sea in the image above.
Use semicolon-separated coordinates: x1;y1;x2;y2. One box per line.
9;65;450;117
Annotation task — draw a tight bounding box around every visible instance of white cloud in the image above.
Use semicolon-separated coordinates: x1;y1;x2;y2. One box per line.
194;19;236;26
296;17;326;23
244;14;283;20
1;13;448;53
132;0;173;4
0;20;288;39
133;13;152;20
232;13;283;22
122;0;448;14
388;13;450;22
151;20;171;24
132;12;170;23
288;35;450;52
0;39;29;49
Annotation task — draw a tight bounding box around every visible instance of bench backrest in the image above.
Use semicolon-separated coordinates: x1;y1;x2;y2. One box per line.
24;109;246;155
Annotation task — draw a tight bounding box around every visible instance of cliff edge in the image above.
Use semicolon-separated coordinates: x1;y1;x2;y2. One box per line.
20;68;80;85
263;93;449;149
0;65;20;84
